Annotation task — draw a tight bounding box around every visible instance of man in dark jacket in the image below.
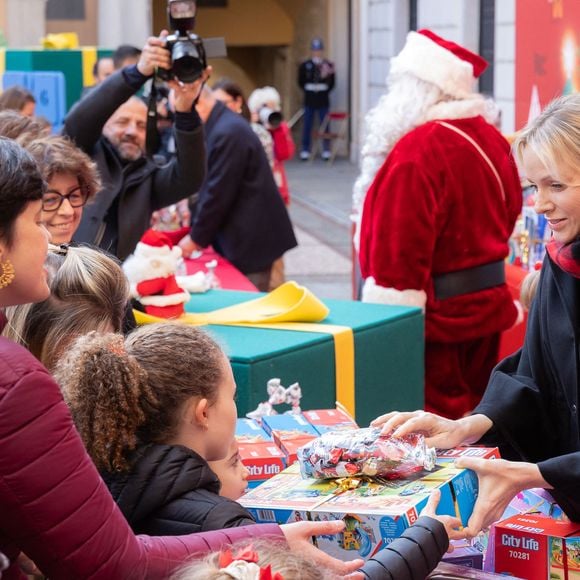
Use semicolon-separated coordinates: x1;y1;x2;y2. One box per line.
179;87;297;291
64;35;207;260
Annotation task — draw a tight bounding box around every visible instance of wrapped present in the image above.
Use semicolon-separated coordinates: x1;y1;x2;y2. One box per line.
240;457;479;562
297;428;436;480
181;288;424;426
494;514;580;580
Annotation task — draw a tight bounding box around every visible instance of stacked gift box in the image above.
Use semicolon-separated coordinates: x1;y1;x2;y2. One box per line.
240;456;481;562
236;409;359;487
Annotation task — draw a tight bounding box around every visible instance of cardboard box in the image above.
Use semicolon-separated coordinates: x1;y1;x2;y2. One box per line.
494;514;580;580
442;540;485;569
261;414;319;447
437;447;500;462
303;409;359;435
240;459;478;562
185;290;424;426
238;441;285;489
428;562;524;579
501;487;568;521
235;418;272;444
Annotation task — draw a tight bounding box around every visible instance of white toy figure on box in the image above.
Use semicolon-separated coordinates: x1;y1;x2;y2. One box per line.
247;378;302;422
123;228;211;319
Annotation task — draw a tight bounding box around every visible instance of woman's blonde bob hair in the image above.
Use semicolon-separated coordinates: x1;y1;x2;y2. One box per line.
2;245;129;371
513;93;580;181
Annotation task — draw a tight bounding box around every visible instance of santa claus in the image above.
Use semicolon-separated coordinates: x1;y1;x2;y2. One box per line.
123;228;191;319
354;30;523;419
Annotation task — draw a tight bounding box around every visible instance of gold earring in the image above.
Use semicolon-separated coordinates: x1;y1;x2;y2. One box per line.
0;258;15;289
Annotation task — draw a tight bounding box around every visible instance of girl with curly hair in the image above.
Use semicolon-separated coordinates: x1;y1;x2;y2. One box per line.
55;324;259;535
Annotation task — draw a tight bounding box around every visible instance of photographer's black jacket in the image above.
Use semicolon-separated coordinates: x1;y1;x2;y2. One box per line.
191;101;297;274
102;444;256;535
64;67;206;261
476;255;580;521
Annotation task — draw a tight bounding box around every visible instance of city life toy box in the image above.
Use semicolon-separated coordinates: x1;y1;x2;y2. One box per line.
240;459;479;562
185;290;424;426
494;514;580;580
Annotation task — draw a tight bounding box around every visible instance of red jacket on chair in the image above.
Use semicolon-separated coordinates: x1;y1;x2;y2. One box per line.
0;337;283;579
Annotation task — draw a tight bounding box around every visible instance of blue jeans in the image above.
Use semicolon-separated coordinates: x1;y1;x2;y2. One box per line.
301;106;329;153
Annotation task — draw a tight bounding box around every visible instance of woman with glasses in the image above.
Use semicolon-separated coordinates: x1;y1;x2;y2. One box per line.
26;135;100;245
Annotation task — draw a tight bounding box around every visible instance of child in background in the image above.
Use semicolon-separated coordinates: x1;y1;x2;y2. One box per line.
209;439;250;500
55;324;257;535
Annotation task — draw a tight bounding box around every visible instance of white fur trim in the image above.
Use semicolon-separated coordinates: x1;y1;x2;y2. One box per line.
139;291;190;307
512;299;525;327
134;242;182;260
390;31;476;98
361;277;426;312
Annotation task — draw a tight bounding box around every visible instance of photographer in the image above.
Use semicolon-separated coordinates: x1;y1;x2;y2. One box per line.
63;33;209;261
248;86;294;206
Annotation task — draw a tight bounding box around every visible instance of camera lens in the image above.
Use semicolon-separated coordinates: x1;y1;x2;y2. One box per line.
259;107;283;129
172;39;204;83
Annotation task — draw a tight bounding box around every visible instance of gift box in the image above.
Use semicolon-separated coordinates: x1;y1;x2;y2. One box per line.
238;441;285;489
501;487;567;521
303;409;359;435
240;457;478;562
442;540;485;569
185;290;424;426
437;447;500;462
261;414;319;445
235;418;272;444
494;514;580;580
428;562;524;579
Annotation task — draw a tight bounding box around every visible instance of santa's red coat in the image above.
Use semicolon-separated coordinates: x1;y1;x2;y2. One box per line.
136;275;188;319
360;116;522;343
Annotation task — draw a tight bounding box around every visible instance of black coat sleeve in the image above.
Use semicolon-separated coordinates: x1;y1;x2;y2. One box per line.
63;68;144;154
200;499;256;532
359;516;449;580
149;124;206;211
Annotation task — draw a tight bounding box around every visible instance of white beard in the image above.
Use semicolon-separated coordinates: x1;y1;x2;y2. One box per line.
352;73;501;250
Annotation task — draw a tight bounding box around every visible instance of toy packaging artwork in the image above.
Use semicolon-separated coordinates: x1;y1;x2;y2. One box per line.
240;454;480;562
297;428;436;480
493;514;580;580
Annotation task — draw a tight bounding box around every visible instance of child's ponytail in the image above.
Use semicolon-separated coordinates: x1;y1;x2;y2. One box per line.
54;332;159;472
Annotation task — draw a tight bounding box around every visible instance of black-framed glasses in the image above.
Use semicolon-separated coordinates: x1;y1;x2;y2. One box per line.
42;186;88;212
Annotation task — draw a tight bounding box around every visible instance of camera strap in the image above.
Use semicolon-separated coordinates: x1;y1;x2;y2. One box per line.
145;79;161;159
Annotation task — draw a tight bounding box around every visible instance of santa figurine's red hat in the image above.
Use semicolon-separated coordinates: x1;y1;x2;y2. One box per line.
390;29;488;98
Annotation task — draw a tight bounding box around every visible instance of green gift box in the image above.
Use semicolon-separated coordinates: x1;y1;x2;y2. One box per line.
185;290;424;426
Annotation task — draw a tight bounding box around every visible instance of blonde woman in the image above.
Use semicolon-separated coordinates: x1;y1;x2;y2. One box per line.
374;93;580;536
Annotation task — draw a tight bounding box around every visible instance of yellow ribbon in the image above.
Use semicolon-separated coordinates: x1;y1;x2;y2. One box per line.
81;47;98;87
133;281;355;416
40;33;80;49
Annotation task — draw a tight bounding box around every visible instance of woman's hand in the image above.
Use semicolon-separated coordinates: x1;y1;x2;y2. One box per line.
370;411;492;449
420;489;464;542
280;520;364;579
455;457;549;538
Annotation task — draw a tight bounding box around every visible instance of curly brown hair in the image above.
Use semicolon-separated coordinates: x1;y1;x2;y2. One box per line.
26;135;101;202
54;324;225;472
0;110;51;146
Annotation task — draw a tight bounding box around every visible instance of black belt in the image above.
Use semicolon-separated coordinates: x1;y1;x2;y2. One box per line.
433;260;506;300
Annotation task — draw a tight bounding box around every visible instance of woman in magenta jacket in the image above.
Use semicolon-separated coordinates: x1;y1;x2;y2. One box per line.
0;137;362;580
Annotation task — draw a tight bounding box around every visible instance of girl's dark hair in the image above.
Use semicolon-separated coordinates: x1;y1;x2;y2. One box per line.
212;78;251;121
55;324;225;472
0;137;45;247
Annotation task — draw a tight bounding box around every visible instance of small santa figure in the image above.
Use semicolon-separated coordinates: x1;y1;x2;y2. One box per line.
123;228;190;319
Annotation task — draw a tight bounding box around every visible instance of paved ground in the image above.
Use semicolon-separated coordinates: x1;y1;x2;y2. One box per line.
283;157;358;300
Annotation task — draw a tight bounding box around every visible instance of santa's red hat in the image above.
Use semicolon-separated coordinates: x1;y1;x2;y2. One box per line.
390;29;488;98
136;228;188;258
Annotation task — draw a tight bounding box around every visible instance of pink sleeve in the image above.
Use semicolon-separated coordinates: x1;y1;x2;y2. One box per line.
0;340;284;580
271;122;295;162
